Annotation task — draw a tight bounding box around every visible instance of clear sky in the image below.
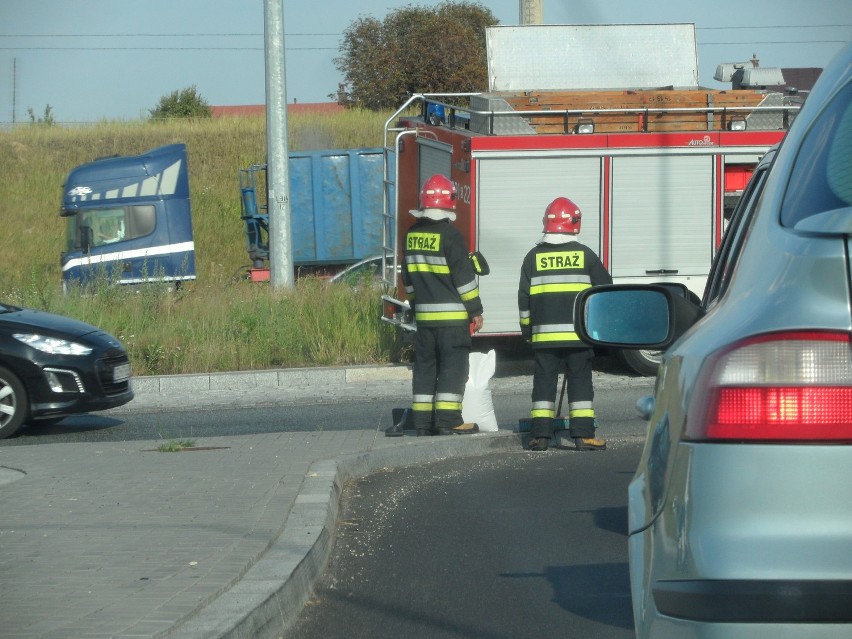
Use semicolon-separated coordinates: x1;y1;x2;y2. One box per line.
1;0;849;125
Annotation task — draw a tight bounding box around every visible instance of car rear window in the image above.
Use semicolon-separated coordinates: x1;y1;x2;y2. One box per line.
780;81;852;228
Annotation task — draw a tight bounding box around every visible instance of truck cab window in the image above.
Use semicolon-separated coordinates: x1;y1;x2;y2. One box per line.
129;205;156;237
67;205;155;251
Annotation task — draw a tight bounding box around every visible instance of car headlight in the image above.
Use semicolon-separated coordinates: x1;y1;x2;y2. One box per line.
13;333;93;356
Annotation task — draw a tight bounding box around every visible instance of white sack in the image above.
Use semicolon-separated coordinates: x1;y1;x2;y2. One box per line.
462;349;499;432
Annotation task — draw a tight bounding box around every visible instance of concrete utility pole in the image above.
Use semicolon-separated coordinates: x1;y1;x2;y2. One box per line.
12;58;17;124
263;0;294;289
519;0;543;25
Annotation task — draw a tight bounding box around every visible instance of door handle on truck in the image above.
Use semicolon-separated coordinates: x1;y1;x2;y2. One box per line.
645;269;679;275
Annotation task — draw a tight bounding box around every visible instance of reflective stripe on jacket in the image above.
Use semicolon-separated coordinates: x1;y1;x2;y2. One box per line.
518;241;612;349
403;218;483;327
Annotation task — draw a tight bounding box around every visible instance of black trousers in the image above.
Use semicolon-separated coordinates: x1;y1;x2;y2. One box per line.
530;347;596;439
411;325;471;432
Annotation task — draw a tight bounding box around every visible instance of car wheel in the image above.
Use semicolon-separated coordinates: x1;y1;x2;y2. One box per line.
616;348;662;377
0;365;29;438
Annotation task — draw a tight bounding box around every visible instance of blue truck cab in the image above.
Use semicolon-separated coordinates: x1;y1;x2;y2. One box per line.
60;144;196;287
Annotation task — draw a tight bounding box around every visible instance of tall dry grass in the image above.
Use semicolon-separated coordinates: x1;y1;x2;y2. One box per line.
0;111;407;375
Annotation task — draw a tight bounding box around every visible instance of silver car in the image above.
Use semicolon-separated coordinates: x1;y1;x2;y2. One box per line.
575;42;852;638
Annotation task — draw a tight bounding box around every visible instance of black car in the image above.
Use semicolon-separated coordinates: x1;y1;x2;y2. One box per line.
0;302;133;438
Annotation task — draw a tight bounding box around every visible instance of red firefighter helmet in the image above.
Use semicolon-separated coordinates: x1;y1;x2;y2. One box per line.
419;174;456;210
543;197;582;234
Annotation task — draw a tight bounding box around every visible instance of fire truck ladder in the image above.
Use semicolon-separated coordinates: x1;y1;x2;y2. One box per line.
379;95;423;330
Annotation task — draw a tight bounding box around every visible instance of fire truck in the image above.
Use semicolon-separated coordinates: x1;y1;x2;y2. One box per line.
379;25;798;375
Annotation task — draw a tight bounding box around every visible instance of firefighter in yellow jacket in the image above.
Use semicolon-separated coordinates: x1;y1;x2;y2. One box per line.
518;197;612;451
403;174;484;436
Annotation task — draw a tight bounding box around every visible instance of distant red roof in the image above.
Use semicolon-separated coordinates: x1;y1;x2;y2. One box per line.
211;103;344;118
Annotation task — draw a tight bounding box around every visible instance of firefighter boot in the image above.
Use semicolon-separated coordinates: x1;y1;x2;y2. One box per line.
573;436;606;451
528;436;550;451
438;422;480;435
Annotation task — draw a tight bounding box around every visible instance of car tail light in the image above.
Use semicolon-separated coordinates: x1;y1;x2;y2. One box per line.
685;331;852;442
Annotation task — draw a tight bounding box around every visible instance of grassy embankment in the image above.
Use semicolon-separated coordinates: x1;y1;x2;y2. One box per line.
0;110;407;376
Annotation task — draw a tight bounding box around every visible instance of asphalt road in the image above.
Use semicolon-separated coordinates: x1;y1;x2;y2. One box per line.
0;384;652;445
289;445;641;638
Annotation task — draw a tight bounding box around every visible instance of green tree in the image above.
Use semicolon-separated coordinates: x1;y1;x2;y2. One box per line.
333;1;498;110
26;104;55;125
149;86;211;120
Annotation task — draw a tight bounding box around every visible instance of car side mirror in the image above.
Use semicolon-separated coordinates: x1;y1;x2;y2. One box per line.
574;284;703;349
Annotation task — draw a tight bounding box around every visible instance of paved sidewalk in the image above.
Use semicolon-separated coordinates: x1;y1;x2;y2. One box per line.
0;363;647;638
